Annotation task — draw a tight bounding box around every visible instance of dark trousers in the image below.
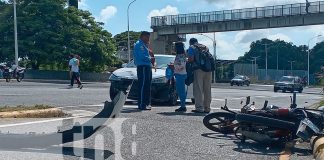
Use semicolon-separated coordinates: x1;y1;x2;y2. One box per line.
70;72;82;86
137;65;152;109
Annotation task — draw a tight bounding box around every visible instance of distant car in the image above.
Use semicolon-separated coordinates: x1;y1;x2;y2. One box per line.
230;75;250;86
274;76;303;93
109;55;194;106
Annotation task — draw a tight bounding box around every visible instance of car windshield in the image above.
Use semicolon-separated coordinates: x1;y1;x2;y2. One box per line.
233;75;244;79
126;56;175;69
280;77;294;82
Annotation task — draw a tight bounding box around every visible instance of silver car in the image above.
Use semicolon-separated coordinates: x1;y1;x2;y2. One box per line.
274;76;303;93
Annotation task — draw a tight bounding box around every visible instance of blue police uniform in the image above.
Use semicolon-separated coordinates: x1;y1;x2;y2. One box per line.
134;40;152;109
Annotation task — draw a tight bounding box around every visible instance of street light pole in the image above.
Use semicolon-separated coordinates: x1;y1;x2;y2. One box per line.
307;34;322;86
127;0;137;63
14;0;18;65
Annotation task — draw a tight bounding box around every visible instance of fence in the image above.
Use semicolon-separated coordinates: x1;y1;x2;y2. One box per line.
0;70;111;82
234;63;311;83
151;1;324;27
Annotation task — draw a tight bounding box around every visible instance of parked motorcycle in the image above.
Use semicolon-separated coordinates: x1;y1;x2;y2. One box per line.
0;63;25;82
203;93;324;144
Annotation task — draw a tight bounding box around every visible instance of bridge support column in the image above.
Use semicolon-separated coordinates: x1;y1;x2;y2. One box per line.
150;32;186;55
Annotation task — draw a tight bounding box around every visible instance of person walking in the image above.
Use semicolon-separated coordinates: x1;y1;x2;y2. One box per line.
134;31;154;110
306;0;310;13
69;54;83;89
187;38;212;113
174;42;188;112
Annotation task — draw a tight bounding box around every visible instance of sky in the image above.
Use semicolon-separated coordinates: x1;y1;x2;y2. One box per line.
81;0;323;60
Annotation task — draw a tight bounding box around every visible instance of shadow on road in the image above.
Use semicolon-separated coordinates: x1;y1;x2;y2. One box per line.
201;133;238;141
121;108;143;113
232;141;283;156
157;112;207;117
0;146;114;159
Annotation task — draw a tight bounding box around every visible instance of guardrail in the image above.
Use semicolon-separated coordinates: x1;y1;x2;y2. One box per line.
151;1;324;27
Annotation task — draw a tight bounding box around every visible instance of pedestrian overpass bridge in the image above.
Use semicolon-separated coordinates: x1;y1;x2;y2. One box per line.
150;1;324;54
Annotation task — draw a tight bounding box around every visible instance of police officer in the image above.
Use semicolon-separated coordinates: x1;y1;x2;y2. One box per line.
134;31;154;110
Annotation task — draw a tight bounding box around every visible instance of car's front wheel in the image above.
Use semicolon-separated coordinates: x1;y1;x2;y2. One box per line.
168;87;178;106
298;88;303;93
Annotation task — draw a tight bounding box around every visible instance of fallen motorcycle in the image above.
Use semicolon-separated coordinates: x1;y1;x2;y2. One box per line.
203;96;261;134
203;93;324;144
235;92;324;144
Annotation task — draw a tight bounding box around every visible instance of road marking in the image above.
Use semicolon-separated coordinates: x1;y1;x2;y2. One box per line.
0;116;88;128
0;94;30;96
58;104;103;109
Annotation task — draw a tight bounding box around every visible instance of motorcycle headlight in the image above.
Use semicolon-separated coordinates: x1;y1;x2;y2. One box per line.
109;74;121;81
152;77;167;83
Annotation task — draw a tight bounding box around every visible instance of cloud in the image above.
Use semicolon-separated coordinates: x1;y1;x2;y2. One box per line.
97;6;117;23
147;5;179;22
187;33;242;60
234;30;268;44
267;33;292;42
78;0;89;10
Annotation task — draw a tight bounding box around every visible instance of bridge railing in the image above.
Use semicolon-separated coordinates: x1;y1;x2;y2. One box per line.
151;1;324;27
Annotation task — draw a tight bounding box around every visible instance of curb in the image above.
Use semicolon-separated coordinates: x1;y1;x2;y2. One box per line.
0;108;67;118
311;136;324;160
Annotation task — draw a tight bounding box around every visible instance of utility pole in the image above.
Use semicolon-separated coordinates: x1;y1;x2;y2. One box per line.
276;46;279;71
288;60;295;75
251;56;260;77
14;0;18;65
249;59;255;76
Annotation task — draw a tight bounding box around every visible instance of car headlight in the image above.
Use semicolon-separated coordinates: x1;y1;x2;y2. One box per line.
287;84;293;88
152;77;167;83
109;74;121;81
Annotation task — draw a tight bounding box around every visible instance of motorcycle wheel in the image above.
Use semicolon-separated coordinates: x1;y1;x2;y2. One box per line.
203;112;237;134
5;77;10;82
236;114;296;130
16;73;24;82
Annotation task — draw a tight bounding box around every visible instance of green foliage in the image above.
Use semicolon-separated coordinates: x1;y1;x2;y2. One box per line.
113;31;141;49
310;41;324;74
238;38;314;71
0;0;116;72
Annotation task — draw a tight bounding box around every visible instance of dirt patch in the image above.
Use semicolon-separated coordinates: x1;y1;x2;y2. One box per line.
0;105;69;118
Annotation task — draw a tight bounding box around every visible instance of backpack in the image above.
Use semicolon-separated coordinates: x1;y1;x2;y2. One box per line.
192;44;215;72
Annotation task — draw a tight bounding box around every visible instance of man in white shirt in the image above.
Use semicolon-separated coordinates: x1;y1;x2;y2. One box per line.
68;54;83;89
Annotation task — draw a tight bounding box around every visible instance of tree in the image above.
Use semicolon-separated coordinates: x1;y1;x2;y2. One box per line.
237;38;308;71
113;31;141;49
310;41;324;74
0;0;116;72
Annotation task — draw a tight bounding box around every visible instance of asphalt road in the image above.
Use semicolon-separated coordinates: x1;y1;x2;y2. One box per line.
0;81;323;160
